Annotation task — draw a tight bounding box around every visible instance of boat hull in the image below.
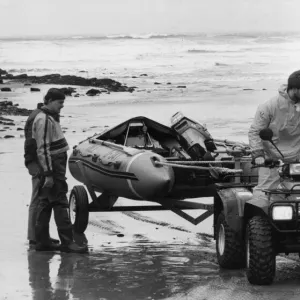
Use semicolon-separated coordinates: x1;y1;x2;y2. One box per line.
69;139;175;201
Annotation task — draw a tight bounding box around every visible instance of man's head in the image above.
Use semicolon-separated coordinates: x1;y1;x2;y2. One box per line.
44;88;65;113
287;70;300;103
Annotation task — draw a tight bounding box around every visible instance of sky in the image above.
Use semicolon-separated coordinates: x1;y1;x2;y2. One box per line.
0;0;299;37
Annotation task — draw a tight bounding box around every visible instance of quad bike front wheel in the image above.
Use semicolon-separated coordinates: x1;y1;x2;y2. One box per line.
246;216;276;285
216;212;245;269
69;185;89;233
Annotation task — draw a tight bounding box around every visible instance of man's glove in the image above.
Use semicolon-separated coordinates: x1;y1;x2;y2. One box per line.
254;157;265;165
42;176;54;189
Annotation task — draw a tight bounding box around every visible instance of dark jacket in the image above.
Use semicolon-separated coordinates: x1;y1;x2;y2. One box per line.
24;107;42;167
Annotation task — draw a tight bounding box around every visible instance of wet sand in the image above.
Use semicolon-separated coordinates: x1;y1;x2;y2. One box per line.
1;83;300;300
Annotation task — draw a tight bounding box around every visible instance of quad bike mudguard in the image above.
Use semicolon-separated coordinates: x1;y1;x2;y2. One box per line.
215;187;253;237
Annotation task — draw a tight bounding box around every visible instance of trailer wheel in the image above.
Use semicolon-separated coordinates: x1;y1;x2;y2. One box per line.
216;212;245;269
69;185;89;233
246;216;275;285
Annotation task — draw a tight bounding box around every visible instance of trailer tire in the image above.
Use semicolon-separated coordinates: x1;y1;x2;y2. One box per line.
246;216;275;285
69;185;89;233
216;212;245;269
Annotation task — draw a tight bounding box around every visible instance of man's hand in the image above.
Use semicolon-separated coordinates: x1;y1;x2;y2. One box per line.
255;157;265;165
42;176;54;189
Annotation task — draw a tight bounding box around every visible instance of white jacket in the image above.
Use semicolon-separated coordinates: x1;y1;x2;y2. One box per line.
248;85;300;162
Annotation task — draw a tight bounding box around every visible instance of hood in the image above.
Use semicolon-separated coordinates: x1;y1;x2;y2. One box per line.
278;84;288;99
40;106;60;122
278;84;296;104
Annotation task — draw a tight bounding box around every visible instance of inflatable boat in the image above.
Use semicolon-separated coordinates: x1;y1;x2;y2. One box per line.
69;112;256;202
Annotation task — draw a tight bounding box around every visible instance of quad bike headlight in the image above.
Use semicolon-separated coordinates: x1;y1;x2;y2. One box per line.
272;205;293;220
289;163;300;175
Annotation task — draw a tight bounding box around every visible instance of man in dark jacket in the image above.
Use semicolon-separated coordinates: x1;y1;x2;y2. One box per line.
26;88;87;253
24;102;59;246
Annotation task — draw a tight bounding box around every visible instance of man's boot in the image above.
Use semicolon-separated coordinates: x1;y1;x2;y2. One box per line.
60;242;88;254
35;224;61;251
58;228;88;253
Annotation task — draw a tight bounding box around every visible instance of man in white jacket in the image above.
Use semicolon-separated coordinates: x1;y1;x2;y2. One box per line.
248;70;300;197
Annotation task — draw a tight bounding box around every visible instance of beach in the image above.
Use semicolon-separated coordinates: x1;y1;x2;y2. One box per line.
1;32;300;299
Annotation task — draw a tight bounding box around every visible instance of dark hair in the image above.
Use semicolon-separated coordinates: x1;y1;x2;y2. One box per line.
44;88;65;104
287;70;300;91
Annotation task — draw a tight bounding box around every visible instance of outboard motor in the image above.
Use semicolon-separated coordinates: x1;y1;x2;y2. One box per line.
170;111;216;160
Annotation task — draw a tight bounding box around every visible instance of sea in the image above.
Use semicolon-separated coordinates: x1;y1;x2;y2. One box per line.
1;32;300;90
1;31;300;141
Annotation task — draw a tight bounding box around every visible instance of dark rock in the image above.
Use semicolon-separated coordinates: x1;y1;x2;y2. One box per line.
0;116;13;122
0;105;33;116
132;76;138;78
177;85;186;88
74;94;80;97
1;87;11;92
117;234;124;237
14;104;19;107
14;74;28;79
58;87;76;96
86;89;101;96
4;122;15;126
0;129;6;132
30;87;40;92
128;87;135;93
262;88;267;90
154;82;161;85
243;88;254;91
0;101;13;107
17;127;23;131
140;74;148;76
24;83;31;86
4;135;14;139
5;74;14;79
0;69;8;76
0;79;3;84
167;82;171;85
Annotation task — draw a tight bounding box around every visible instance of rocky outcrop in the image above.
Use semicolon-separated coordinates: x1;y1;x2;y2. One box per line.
2;70;136;92
30;87;40;92
58;87;77;96
86;89;101;96
0;100;32;116
1;87;11;92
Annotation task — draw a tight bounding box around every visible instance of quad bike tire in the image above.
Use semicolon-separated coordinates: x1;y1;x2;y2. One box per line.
246;216;276;285
216;212;246;269
69;185;89;233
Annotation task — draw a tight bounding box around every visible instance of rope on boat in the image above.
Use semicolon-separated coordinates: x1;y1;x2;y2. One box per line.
155;161;243;174
168;160;251;165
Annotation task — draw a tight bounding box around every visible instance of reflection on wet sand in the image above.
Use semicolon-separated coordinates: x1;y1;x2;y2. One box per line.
27;233;300;300
27;233;222;300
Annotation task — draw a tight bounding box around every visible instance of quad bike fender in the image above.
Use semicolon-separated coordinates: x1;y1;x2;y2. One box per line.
214;187;253;235
243;196;269;219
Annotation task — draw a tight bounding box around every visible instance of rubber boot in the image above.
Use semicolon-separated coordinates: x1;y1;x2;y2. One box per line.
35;224;61;251
35;199;61;251
58;228;88;253
60;242;88;254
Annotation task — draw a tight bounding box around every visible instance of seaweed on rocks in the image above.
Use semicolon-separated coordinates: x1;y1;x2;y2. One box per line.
1;70;136;93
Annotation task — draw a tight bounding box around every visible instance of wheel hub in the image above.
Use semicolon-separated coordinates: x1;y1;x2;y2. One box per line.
218;224;225;255
69;194;77;224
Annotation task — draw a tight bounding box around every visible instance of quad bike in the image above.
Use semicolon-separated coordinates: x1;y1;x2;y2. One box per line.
214;128;300;285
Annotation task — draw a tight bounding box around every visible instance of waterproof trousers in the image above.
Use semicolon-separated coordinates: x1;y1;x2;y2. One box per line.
26;161;51;242
36;178;74;246
252;167;280;200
